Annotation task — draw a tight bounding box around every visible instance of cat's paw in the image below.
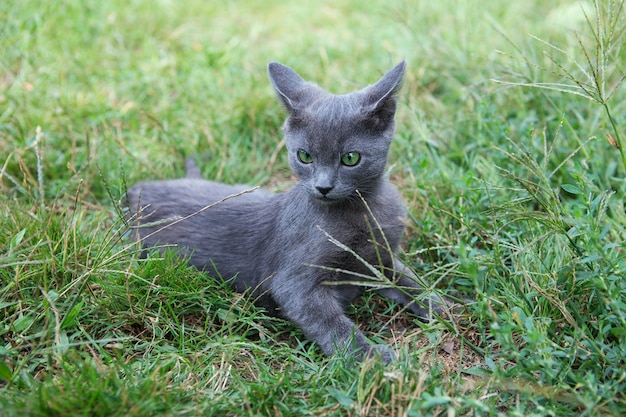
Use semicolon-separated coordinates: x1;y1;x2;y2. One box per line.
410;294;468;321
408;293;446;320
348;337;396;364
367;343;397;364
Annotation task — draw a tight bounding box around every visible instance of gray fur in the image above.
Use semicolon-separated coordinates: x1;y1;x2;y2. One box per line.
126;61;439;363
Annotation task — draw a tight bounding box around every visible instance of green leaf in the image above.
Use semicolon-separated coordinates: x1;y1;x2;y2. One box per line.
326;388;355;409
462;366;492;377
9;228;26;251
13;315;35;333
61;301;84;330
0;362;12;382
561;184;582;195
421;392;452;408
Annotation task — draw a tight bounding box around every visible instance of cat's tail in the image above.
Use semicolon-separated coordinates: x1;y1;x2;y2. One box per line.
184;157;203;179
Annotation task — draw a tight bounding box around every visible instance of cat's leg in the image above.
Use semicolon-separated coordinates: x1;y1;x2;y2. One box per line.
376;257;445;319
271;274;396;363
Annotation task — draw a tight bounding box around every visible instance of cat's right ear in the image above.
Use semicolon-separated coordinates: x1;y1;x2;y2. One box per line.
268;62;306;113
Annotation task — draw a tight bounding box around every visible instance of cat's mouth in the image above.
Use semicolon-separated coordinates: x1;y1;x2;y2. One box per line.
316;195;335;203
313;193;339;204
314;193;351;205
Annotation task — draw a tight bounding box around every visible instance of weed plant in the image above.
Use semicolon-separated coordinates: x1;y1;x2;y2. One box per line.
1;0;625;415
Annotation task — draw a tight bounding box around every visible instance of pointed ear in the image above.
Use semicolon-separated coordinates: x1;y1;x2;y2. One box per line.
360;61;405;130
363;61;405;114
268;62;307;112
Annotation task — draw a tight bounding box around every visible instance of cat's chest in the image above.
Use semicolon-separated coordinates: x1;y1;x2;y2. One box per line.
316;207;400;239
279;198;405;266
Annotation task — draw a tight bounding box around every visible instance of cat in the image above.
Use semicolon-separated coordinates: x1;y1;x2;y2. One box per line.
126;61;442;364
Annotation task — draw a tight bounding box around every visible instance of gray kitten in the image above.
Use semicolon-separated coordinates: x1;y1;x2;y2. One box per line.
126;61;440;363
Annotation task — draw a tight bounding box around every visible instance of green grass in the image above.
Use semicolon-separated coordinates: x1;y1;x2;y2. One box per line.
1;0;625;415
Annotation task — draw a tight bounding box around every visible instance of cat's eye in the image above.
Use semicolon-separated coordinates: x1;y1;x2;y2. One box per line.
341;152;361;167
297;149;314;164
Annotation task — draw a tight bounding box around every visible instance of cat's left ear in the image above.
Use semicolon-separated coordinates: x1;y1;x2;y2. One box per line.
362;61;406;123
268;62;306;113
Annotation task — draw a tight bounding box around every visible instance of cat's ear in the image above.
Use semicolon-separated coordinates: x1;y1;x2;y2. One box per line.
364;61;406;110
268;62;306;113
362;61;406;128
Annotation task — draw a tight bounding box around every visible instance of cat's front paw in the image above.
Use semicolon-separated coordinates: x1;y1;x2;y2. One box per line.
408;294;442;320
410;294;468;322
367;343;397;364
349;337;396;364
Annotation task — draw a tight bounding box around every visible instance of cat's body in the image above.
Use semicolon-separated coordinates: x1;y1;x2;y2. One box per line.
127;61;437;363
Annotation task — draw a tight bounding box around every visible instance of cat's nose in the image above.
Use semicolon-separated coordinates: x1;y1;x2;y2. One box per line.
316;186;333;196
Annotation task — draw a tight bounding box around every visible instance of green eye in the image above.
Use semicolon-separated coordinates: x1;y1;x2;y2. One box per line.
297;149;313;164
341;151;361;166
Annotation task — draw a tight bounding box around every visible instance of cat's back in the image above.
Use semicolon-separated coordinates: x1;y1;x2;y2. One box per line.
127;178;271;211
126;178;275;255
126;178;280;285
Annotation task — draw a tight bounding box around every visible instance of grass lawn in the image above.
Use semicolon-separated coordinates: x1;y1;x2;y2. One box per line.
1;0;625;415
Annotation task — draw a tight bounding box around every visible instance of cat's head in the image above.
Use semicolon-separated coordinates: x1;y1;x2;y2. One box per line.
268;61;405;204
